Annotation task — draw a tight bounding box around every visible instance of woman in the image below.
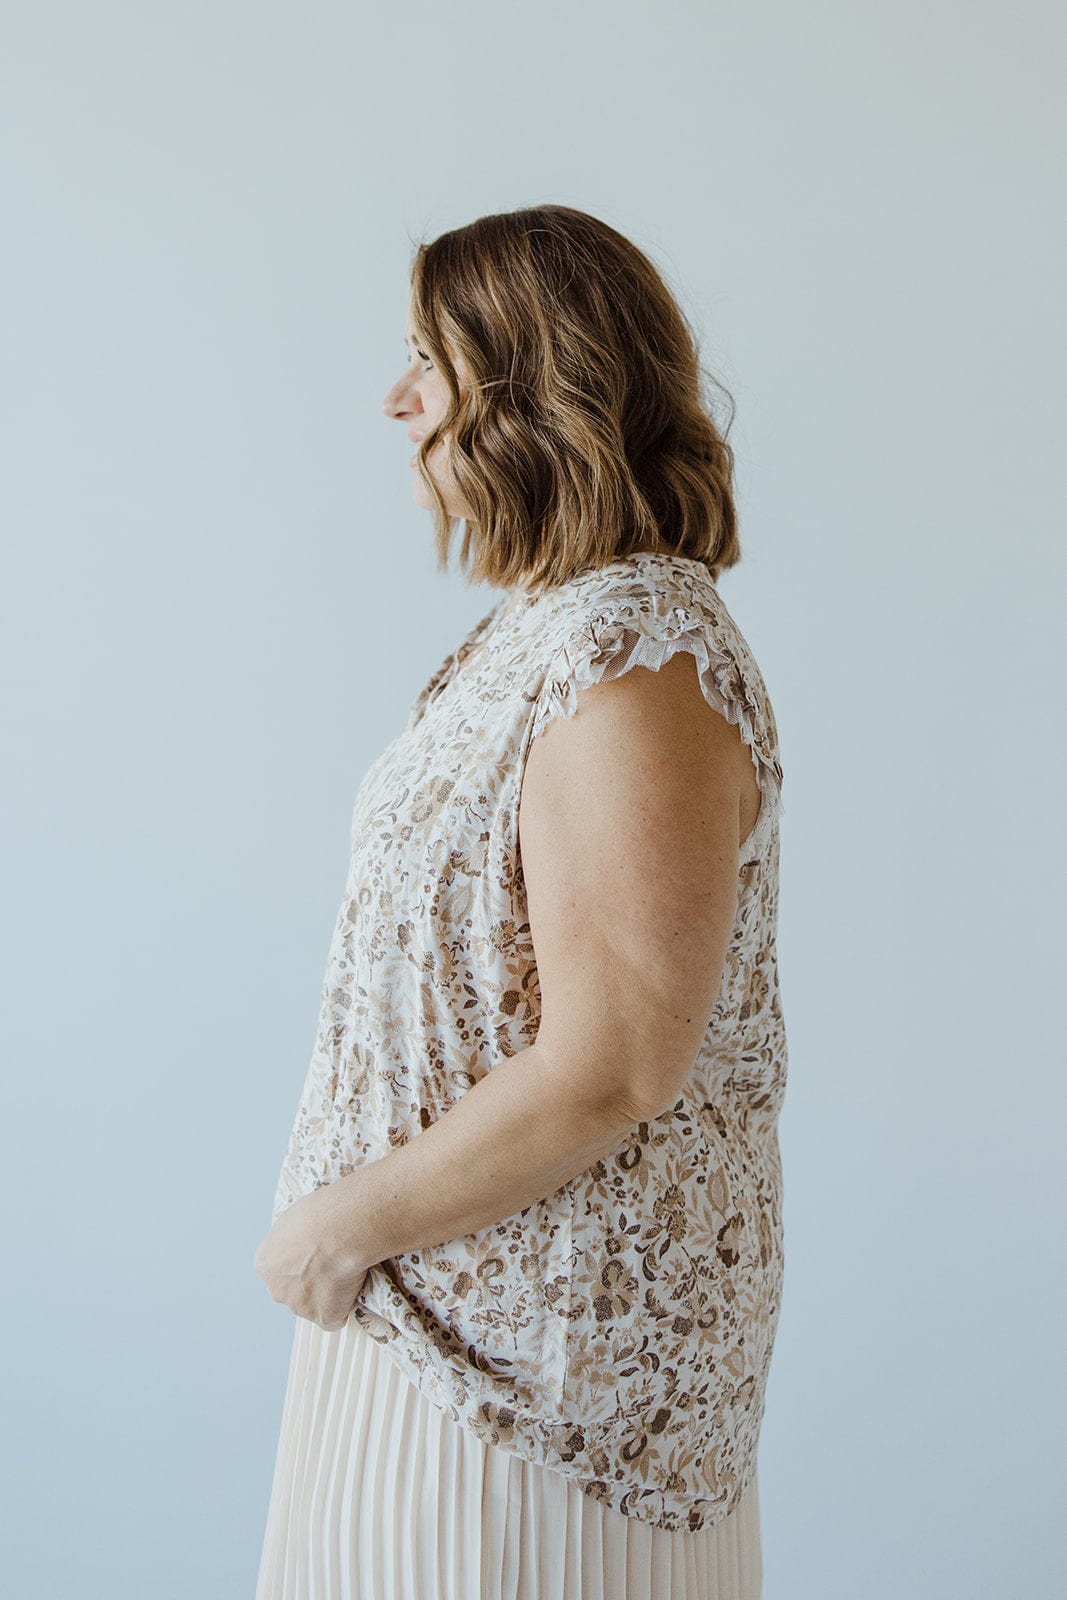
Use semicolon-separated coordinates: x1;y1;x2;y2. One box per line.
253;204;786;1600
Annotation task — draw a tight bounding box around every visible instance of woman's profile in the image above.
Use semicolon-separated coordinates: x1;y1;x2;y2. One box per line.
253;203;787;1600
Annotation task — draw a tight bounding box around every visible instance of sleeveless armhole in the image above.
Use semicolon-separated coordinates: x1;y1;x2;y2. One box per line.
528;609;785;854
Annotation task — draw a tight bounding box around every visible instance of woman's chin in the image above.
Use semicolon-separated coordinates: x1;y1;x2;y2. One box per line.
412;480;463;518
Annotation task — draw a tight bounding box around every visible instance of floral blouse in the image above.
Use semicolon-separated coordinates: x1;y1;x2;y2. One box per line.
269;550;788;1533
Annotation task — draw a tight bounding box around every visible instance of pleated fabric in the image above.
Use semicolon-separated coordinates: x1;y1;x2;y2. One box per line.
255;1312;763;1600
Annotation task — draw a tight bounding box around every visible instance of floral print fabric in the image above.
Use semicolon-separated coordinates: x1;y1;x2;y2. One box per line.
269;551;788;1532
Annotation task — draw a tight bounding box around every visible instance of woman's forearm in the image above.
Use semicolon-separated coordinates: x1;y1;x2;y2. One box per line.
319;1043;644;1272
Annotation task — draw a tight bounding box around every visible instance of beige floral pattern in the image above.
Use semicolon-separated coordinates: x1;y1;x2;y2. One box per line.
269;551;787;1533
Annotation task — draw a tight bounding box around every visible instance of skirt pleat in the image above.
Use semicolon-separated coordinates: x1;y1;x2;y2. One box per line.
255;1311;763;1600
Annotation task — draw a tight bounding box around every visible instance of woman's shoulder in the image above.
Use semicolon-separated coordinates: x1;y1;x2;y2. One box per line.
532;553;769;696
525;551;784;809
532;551;747;645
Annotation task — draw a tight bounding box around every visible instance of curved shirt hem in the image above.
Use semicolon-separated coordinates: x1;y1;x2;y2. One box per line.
349;1296;760;1535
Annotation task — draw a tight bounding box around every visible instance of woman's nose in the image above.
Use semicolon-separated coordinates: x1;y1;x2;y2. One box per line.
382;377;421;419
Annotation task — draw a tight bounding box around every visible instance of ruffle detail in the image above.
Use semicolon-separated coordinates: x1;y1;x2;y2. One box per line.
529;597;785;830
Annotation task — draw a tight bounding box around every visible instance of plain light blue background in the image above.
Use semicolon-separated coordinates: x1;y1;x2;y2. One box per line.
3;4;1064;1596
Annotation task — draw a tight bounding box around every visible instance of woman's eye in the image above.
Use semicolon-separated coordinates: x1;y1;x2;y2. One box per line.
415;348;434;369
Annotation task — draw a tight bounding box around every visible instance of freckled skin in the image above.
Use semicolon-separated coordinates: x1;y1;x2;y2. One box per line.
519;645;763;1120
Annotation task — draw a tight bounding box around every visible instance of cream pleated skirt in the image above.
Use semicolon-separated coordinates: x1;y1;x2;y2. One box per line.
255;1311;762;1600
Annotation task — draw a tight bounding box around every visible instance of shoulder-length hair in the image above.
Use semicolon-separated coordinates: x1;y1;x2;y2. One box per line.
407;204;742;595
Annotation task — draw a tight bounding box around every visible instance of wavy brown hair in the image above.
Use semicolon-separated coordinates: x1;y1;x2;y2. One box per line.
407;204;742;594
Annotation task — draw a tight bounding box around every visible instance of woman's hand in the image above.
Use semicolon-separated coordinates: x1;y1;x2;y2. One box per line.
253;1182;371;1331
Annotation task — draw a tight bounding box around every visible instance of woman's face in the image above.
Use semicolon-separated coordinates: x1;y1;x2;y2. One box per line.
381;305;473;518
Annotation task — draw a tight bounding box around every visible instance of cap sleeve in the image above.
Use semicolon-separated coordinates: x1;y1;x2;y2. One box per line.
529;591;785;827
